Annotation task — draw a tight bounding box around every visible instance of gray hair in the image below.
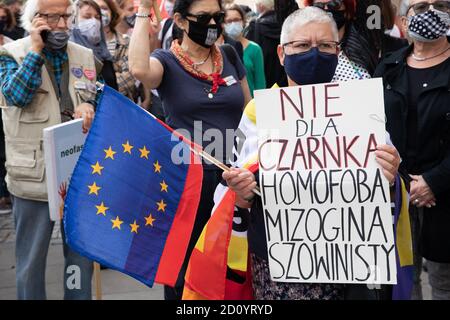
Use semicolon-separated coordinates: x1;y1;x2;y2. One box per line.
280;7;339;45
21;0;74;32
399;0;411;16
255;0;275;10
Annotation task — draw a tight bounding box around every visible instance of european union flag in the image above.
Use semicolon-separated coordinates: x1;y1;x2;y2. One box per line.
64;86;203;287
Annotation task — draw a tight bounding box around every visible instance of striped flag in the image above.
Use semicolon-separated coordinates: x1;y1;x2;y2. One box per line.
182;97;260;300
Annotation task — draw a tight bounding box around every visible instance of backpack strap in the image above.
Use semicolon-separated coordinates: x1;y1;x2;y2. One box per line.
221;43;238;73
161;18;174;42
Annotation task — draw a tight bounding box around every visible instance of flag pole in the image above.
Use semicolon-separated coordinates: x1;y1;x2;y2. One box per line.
95;83;261;197
198;150;261;196
94;262;102;300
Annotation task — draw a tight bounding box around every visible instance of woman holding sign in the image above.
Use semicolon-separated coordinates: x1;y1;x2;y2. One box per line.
223;7;402;300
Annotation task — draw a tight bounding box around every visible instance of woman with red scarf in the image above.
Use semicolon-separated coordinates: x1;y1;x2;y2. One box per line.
129;0;251;300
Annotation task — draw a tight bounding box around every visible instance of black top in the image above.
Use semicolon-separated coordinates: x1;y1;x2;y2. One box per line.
151;46;246;168
374;45;450;262
405;62;447;173
2;26;25;40
3;14;25;40
100;59;118;91
247;172;268;260
382;34;409;57
223;34;244;62
244;10;287;87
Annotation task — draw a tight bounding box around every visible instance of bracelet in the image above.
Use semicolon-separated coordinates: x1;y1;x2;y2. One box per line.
136;13;152;18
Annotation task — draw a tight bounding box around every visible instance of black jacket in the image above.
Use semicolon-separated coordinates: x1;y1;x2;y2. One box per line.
244;10;287;87
374;45;450;262
223;34;244;62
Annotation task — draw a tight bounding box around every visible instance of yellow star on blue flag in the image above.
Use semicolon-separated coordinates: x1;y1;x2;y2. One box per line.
64;86;203;288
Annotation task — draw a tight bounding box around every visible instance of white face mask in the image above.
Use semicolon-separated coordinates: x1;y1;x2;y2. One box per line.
164;1;174;17
224;21;243;40
78;18;102;44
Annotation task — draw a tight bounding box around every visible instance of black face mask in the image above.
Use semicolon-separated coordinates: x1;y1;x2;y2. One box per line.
0;20;6;34
328;10;346;30
186;19;222;48
125;13;136;28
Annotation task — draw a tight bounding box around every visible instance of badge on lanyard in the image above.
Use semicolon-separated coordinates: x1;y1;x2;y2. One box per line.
71;67;83;79
223;75;237;86
84;69;96;81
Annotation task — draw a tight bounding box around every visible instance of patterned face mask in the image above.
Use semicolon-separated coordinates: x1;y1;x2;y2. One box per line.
408;9;450;42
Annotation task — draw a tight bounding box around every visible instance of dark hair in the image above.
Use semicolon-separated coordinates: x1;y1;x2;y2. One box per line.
101;0;122;32
78;0;102;18
174;0;223;17
381;0;395;30
225;3;246;25
304;0;356;19
0;3;16;31
172;22;184;43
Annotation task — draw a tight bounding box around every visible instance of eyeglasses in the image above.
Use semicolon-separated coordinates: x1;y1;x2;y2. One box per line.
36;13;72;27
283;40;339;54
185;11;226;25
312;0;344;11
407;1;450;14
224;18;243;24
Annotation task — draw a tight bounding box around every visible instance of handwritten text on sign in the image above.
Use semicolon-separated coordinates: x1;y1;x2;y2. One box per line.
254;79;396;284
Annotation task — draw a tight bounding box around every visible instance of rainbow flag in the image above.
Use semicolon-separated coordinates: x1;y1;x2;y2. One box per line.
183;98;260;300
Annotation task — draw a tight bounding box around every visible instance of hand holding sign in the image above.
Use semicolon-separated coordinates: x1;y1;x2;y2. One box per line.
374;144;400;185
255;78;397;285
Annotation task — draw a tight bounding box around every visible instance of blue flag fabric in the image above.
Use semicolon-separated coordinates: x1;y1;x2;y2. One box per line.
64;86;202;287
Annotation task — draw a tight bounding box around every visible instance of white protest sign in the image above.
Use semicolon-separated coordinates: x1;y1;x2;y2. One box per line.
254;78;397;285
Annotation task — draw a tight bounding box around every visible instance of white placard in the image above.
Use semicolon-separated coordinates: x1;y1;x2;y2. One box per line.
44;119;86;221
254;79;397;284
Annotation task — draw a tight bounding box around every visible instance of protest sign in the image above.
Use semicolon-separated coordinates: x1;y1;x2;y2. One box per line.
44;119;86;221
254;78;396;284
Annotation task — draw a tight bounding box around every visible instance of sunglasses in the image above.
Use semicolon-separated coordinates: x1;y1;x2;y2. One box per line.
407;1;450;14
312;0;344;11
185;11;226;25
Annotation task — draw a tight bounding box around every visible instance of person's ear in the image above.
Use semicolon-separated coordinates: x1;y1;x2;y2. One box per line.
277;44;285;66
173;12;187;32
400;16;409;36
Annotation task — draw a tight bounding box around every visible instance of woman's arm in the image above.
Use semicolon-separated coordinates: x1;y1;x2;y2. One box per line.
240;76;252;108
129;1;164;89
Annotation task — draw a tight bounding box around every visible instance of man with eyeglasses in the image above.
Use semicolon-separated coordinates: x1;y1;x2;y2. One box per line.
375;0;450;300
0;0;99;300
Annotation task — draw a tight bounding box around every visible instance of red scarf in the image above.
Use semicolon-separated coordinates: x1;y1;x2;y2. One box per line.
170;41;226;94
